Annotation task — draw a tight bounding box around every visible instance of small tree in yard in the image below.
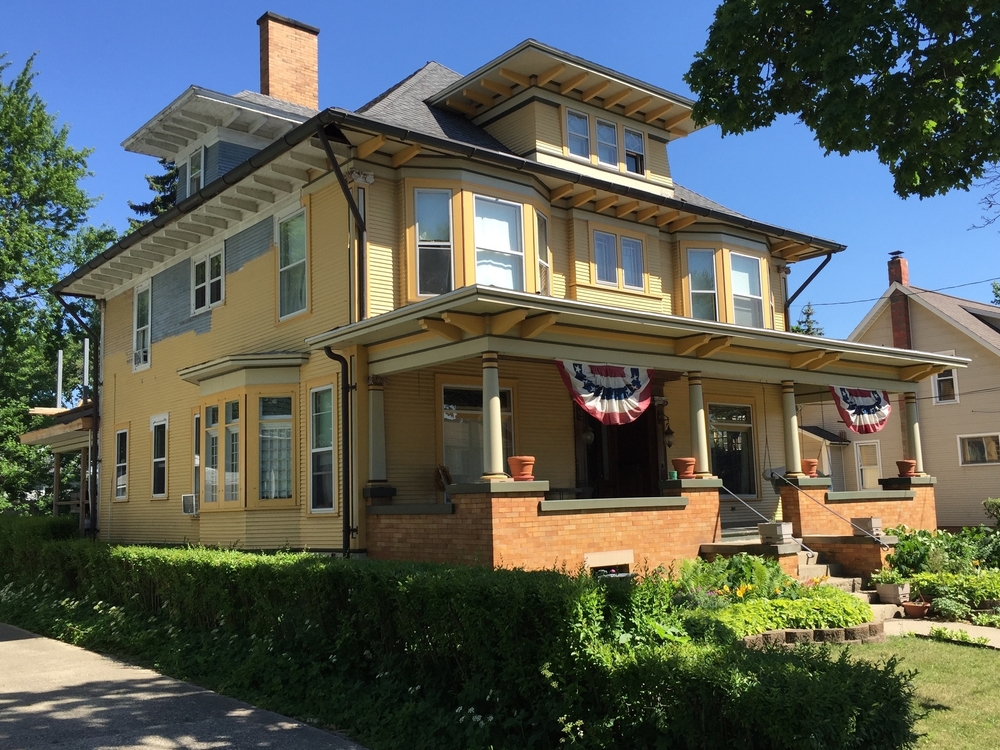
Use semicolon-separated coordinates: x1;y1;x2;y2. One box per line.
791;302;824;336
127;158;177;232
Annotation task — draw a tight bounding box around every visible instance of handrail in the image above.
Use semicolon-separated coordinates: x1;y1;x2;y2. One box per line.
773;474;891;550
717;483;815;560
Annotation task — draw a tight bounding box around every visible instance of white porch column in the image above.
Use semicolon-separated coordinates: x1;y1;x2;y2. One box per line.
481;351;506;479
687;372;711;476
368;376;387;483
782;380;804;476
904;392;924;474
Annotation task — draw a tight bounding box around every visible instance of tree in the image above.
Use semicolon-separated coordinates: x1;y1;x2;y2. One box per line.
685;3;1000;203
791;302;824;336
992;281;999;305
0;53;112;512
127;158;177;232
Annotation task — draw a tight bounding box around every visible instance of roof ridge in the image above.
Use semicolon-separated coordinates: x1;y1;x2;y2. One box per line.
356;61;459;114
908;285;999;309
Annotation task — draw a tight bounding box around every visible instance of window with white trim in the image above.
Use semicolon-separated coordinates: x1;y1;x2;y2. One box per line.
188;148;203;195
596;119;618;166
115;429;128;500
624;128;645;174
932;351;959;404
204;405;219;503
959;434;1000;465
259;397;293;500
567;110;590;158
730;253;764;328
133;282;150;370
593;230;644;290
151;414;168;497
442;386;514;484
474;195;524;291
536;213;551;296
688;249;717;321
310;386;335;512
415;189;453;296
224;400;240;501
278;211;307;318
856;441;881;489
192;248;224;313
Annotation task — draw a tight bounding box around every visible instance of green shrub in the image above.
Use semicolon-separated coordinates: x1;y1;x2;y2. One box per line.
870;568;905;585
673;553;799;608
971;611;1000;627
703;586;873;638
928;626;989;646
887;525;1000;575
910;571;1000;607
930;596;972;621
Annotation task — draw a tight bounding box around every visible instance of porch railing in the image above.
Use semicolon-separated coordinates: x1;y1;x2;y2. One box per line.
773;473;891;551
717;483;815;561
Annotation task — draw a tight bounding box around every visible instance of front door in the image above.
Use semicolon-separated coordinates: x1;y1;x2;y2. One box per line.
581;407;659;498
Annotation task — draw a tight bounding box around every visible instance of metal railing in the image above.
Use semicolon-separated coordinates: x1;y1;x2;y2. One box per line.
772;473;891;550
717;483;815;560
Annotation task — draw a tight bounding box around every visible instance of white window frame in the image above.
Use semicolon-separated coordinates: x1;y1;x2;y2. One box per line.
276;208;308;320
932;350;959;404
115;429;128;500
596;118;618;166
593;230;618;286
414;188;454;297
191;246;225;315
223;399;241;502
855;440;882;490
310;385;336;513
150;413;169;498
536;213;551;296
473;194;525;292
957;433;1000;466
620;236;644;291
188;146;204;195
624;128;645;175
133;281;151;371
687;248;718;322
593;230;644;291
203;405;219;504
730;252;765;328
566;109;590;160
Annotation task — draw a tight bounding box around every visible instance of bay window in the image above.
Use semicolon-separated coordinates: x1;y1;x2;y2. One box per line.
474;195;524;291
687;249;718;322
259;397;293;500
415;189;453;295
204;405;219;503
730;253;764;327
224;399;240;502
537;213;551;295
593;230;644;291
310;386;335;512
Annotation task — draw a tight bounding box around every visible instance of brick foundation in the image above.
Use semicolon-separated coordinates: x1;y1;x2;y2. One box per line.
781;483;936;537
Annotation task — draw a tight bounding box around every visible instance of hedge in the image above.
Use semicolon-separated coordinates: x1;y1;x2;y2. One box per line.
0;517;918;749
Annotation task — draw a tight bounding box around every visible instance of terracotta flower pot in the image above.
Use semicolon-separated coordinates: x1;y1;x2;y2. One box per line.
507;455;536;481
800;458;819;478
902;601;930;619
671;457;697;479
896;459;917;478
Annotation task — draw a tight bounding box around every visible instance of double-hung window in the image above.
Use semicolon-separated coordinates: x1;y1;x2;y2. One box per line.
730;253;764;327
193;249;224;313
151;415;168;497
596;119;618;166
133;282;151;370
415;189;453;296
203;405;219;504
688;249;718;321
189;148;203;195
933;353;959;404
474;196;524;291
224;400;240;501
594;230;644;290
310;387;335;512
536;214;551;295
259;397;293;500
115;429;128;500
192;412;200;500
278;211;307;319
624;128;645;174
567;110;590;158
959;434;1000;465
442;386;514;484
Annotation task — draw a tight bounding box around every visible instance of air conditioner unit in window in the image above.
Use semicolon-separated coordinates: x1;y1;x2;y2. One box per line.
133;350;148;367
181;494;199;516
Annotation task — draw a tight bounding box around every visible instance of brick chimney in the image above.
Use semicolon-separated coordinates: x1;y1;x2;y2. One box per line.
257;11;319;110
887;251;911;349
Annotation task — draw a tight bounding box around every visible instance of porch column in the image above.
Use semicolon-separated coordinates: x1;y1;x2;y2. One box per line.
687;372;711;476
904;392;925;474
482;352;506;479
368;376;387;483
52;452;61;517
782;381;804;476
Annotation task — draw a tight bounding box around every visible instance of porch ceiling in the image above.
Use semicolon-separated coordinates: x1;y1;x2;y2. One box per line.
20;417;93;453
306;286;968;391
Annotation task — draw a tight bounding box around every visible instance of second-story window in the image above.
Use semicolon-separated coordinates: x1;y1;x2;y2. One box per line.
688;249;718;322
474;196;524;292
192;248;223;313
537;214;551;295
278;211;307;319
415;189;453;296
133;282;150;370
594;230;644;290
567;110;590;158
596;119;618;166
151;414;168;497
621;237;643;290
189;148;203;195
625;129;645;174
730;253;764;327
594;230;617;285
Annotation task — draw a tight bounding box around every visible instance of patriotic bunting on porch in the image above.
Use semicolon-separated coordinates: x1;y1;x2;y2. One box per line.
830;386;892;434
555;360;653;425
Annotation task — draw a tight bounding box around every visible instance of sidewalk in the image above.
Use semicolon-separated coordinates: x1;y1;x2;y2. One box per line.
0;623;369;750
884;618;1000;647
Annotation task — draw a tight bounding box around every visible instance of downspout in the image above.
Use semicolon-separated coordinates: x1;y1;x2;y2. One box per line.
316;124;368;322
323;347;355;557
53;293;102;538
785;253;833;329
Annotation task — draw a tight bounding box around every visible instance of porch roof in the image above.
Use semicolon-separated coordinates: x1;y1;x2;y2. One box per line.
305;286;968;391
19;403;95;453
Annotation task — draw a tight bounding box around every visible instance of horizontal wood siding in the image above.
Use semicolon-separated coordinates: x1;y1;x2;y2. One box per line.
217;142;259;178
547;213;569;299
367;175;398;316
646;135;671;186
483;103;536;156
659;238;674;315
151;260;211;342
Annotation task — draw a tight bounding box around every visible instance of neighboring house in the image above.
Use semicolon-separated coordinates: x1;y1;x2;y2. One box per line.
23;13;960;572
803;253;999;528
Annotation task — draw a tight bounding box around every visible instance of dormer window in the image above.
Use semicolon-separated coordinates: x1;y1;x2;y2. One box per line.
596;120;618;166
567;110;590;158
624;129;645;174
188;148;204;195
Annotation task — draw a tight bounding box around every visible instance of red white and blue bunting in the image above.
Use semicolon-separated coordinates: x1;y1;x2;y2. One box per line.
829;386;892;434
555;360;653;425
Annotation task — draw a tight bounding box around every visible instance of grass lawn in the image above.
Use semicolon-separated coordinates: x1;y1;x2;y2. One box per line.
843;637;1000;749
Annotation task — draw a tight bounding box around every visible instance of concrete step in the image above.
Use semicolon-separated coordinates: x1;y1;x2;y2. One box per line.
819;576;862;593
868;603;905;622
853;589;880;603
799;563;844;580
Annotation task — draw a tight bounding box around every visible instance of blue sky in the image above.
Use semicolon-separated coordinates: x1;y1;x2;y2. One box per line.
5;0;997;338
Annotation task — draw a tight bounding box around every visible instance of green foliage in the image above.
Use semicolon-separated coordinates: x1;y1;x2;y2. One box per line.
790;302;824;336
127;158;177;232
886;525;1000;576
0;524;920;750
909;571;1000;608
930;596;972;621
870;568;905;585
927;626;989;646
971;611;1000;627
672;552;800;608
984;497;1000;522
686;2;1000;201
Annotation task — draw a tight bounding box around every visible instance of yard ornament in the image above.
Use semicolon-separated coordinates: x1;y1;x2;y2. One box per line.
829;386;892;434
555;360;653;425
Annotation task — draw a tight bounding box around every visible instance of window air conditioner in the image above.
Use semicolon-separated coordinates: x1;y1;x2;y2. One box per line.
181;493;199;516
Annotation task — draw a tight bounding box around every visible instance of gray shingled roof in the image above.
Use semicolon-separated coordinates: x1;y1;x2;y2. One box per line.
911;287;1000;354
672;184;750;220
233;90;318;119
355;62;512;152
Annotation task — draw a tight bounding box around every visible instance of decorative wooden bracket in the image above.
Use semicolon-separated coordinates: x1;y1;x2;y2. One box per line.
520;313;559;339
488;308;528;335
442;312;486;336
674;334;711;356
418;318;463;342
696;337;732;358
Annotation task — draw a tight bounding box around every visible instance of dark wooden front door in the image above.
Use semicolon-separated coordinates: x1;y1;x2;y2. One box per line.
580;406;659;498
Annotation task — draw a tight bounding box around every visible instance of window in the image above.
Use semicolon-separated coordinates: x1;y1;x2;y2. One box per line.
114;429;128;500
933;355;959;404
415;189;453;296
709;405;755;496
193;249;223;313
310;387;335;512
188;148;203;195
278;211;307;318
474;196;524;291
593;230;644;290
624;128;645;174
224;400;240;501
959;434;1000;465
259;397;293;500
567;110;590;158
442;386;514;484
730;253;764;327
151;415;168;497
688;249;717;321
856;441;881;489
596;119;618;165
537;213;550;295
204;405;219;503
133;283;150;370
192;412;200;499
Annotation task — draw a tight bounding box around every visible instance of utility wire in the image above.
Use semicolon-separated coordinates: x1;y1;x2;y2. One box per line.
788;276;1000;310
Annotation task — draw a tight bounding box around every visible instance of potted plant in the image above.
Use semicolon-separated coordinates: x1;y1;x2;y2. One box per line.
671;457;697;479
507;455;536;481
896;459;917;477
870;568;909;605
758;516;794;544
800;458;819;477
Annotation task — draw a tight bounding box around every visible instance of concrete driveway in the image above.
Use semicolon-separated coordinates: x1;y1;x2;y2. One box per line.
0;623;369;750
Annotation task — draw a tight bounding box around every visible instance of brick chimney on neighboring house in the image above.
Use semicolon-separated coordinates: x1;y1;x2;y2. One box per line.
888;251;911;349
257;11;319;110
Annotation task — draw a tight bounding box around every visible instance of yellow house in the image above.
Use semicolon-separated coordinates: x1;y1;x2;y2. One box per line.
36;12;964;572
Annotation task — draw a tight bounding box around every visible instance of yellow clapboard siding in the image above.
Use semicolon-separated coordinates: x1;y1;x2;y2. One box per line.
366;175;399;316
482;103;537;156
659;237;674;315
646;136;672;186
546;214;569;299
